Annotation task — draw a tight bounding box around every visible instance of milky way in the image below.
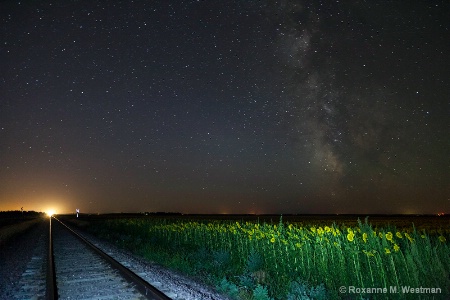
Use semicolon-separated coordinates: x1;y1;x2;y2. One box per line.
270;1;449;211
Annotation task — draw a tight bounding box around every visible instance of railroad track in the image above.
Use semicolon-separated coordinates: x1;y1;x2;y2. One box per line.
45;217;172;299
5;216;166;300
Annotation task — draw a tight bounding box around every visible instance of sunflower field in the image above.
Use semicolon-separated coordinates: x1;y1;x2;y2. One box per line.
84;216;449;299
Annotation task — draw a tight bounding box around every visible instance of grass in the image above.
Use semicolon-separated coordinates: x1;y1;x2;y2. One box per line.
81;215;449;299
0;218;44;245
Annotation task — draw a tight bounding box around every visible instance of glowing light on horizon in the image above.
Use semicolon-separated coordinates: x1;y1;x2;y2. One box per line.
46;209;56;217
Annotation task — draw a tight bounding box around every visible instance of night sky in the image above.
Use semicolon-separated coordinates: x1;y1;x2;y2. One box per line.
1;1;449;214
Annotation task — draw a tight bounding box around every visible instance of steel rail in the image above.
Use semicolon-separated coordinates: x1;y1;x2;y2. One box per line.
52;217;172;300
46;217;57;300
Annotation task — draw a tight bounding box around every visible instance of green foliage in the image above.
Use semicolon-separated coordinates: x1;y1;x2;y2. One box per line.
214;250;231;267
252;284;274;300
287;280;327;300
218;277;239;299
246;250;263;272
85;217;450;300
239;274;255;290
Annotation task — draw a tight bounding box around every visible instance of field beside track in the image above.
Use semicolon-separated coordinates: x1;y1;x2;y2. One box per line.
63;214;450;300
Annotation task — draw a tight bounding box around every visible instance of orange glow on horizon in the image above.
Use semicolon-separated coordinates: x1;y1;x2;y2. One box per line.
0;194;70;215
46;209;56;217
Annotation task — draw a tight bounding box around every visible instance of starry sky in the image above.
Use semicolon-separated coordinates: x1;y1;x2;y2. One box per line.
1;0;449;214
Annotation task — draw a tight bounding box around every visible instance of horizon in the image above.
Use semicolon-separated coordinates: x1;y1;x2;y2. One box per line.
1;210;448;217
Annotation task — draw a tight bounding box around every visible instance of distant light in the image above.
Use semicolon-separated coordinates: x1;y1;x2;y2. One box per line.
46;209;56;217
